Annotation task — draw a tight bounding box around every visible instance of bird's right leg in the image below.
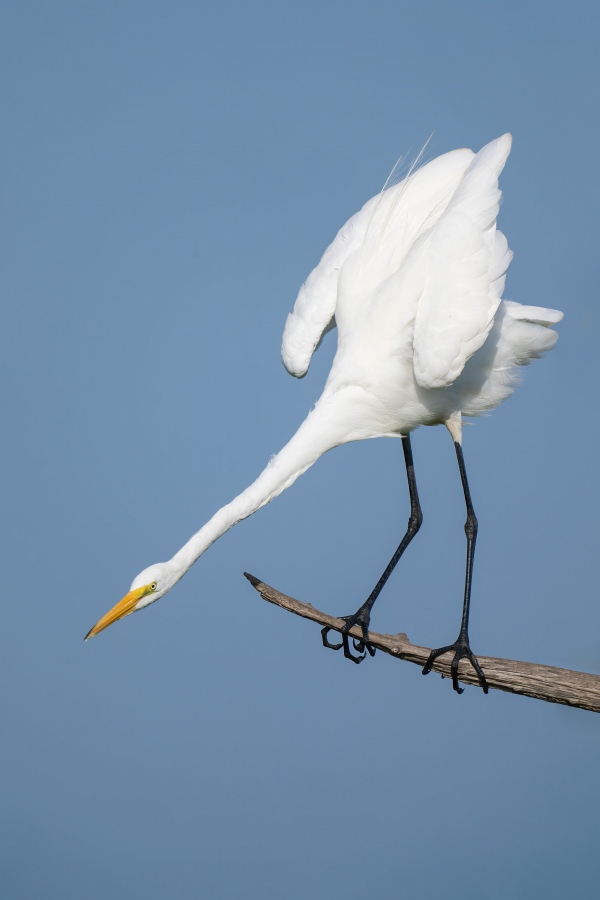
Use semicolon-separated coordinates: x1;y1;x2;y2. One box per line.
322;434;423;663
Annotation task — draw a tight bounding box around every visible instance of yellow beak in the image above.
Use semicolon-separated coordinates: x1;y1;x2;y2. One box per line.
84;584;152;641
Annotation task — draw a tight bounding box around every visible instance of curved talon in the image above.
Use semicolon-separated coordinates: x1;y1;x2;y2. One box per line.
352;625;376;657
450;653;464;694
468;652;489;694
342;632;366;664
321;626;343;651
422;643;454;676
352;637;376;657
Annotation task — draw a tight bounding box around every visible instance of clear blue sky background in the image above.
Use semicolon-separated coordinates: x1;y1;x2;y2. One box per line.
2;2;599;897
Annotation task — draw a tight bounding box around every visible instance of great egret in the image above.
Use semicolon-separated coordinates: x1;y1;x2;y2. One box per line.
86;134;562;695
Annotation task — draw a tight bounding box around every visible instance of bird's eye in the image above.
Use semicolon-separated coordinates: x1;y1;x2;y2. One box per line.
150;582;157;591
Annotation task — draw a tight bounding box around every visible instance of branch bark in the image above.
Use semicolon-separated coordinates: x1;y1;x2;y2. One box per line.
244;573;600;714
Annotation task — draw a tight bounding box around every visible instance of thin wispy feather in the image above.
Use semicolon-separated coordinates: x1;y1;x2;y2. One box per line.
362;133;435;257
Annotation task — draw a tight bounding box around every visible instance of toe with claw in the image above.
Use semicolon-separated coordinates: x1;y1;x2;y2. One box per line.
321;607;376;664
422;633;488;695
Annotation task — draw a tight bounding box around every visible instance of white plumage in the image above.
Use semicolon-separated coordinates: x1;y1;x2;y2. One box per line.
86;134;562;692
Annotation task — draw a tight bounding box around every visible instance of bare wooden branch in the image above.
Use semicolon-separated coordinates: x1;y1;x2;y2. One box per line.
244;573;600;713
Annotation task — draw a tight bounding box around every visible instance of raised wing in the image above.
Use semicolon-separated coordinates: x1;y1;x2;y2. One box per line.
281;199;375;378
412;134;513;390
282;146;475;379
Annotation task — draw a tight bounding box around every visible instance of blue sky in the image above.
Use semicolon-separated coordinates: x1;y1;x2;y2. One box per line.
2;1;600;897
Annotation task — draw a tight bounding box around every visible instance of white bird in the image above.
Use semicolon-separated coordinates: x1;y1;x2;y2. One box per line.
86;134;562;694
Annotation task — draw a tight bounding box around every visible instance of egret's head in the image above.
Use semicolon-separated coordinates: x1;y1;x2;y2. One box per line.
84;562;177;641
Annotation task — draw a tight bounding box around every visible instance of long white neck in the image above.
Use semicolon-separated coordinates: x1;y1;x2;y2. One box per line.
169;393;356;579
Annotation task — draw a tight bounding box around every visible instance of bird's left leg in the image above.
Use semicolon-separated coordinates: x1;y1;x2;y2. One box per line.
422;437;488;694
322;434;423;663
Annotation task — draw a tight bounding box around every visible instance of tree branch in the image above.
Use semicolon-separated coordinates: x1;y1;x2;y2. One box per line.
244;573;600;713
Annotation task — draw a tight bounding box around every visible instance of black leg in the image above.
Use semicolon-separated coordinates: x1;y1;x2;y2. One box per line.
322;435;423;663
422;441;488;694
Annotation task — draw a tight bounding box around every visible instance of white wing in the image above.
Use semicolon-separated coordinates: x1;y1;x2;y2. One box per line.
413;134;513;390
281;199;375;378
282;147;474;379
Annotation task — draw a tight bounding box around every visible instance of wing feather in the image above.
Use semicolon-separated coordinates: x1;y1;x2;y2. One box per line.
413;134;513;390
281;200;375;378
282;147;475;378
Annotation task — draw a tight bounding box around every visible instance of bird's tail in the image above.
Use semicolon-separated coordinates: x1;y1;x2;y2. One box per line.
459;300;563;417
501;300;564;364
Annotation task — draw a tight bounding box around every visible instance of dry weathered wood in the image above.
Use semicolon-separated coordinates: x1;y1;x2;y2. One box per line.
244;573;600;714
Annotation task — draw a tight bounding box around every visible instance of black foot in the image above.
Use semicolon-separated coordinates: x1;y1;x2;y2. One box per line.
422;634;488;695
321;607;377;665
